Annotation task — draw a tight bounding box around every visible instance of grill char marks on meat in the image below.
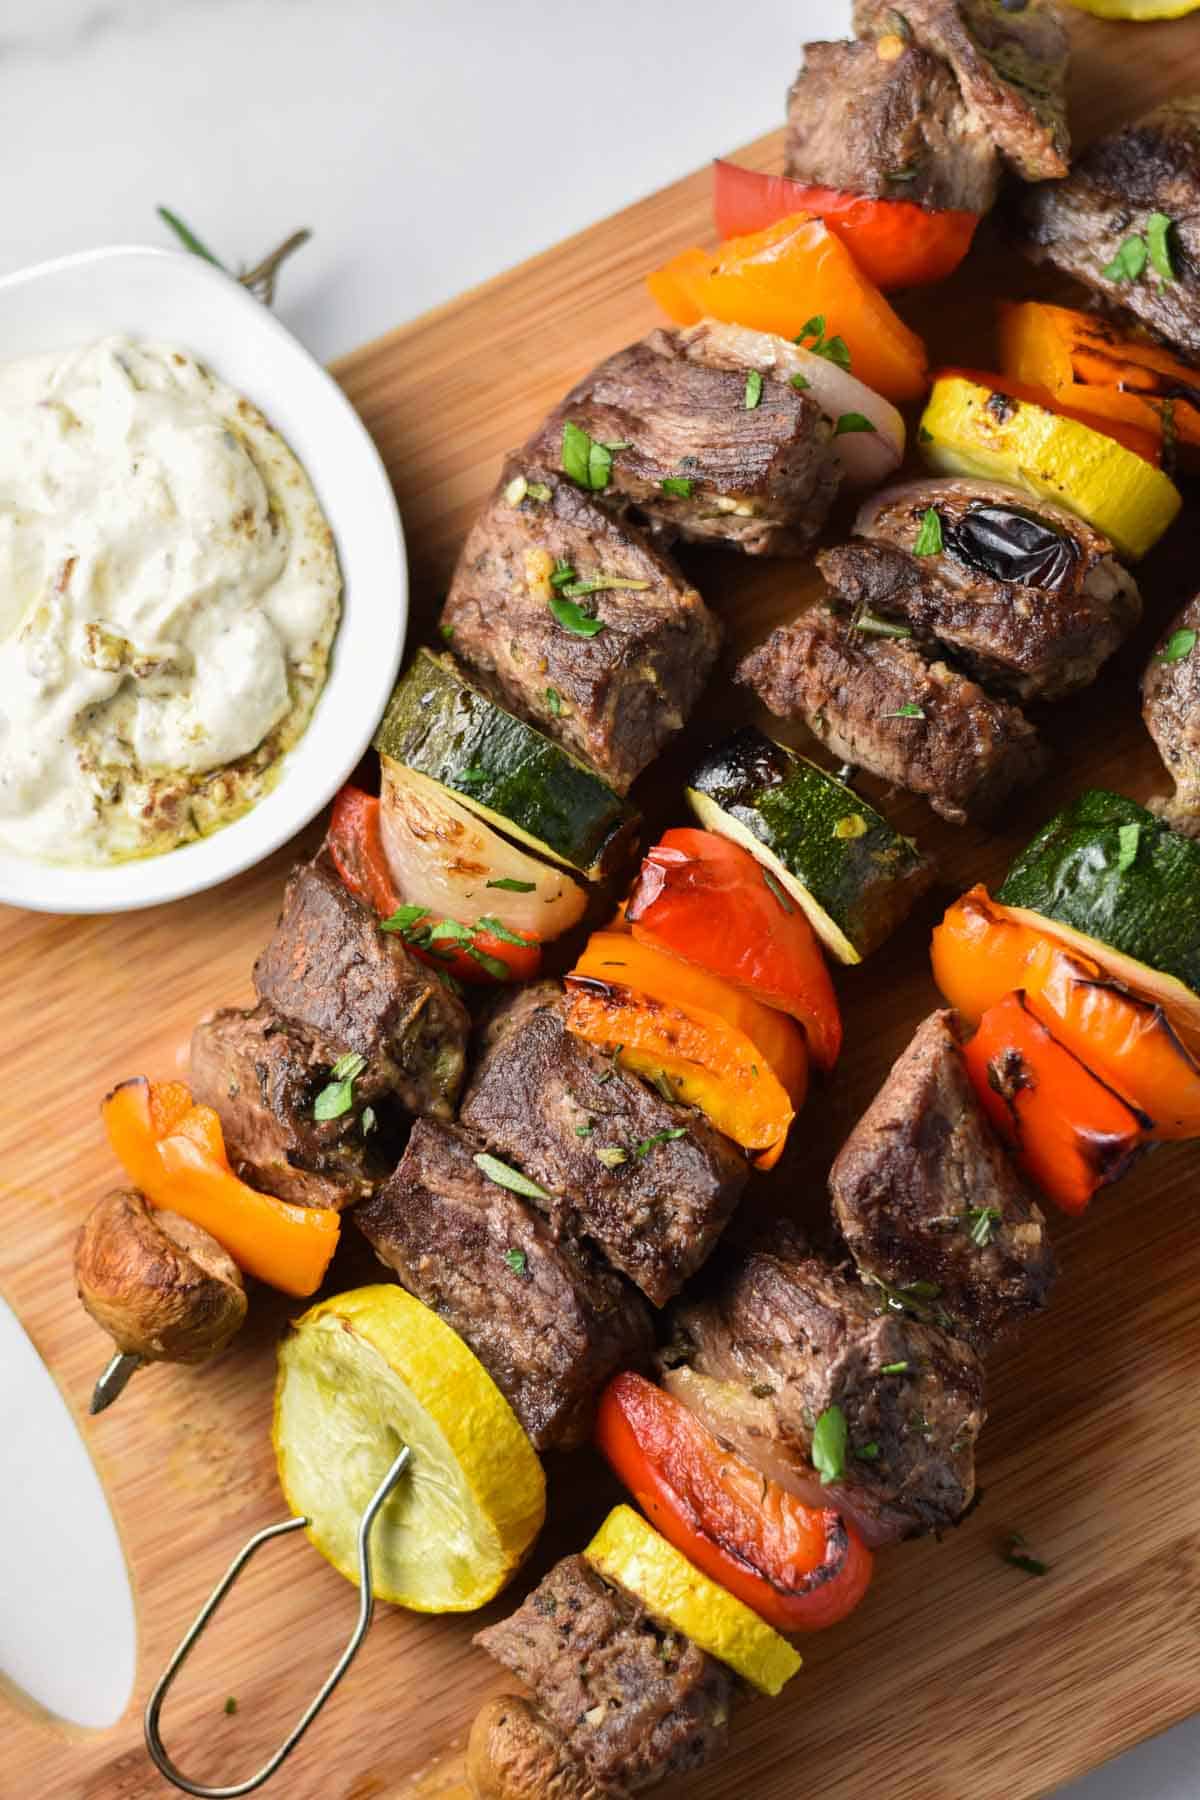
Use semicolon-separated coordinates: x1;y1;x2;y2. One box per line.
252;856;469;1119
524;326;840;558
1022;97;1200;358
438;455;719;795
661;1228;986;1545
354;1119;653;1452
848;479;1141;701
459;984;748;1307
738;603;1045;825
785;39;1001;214
476;1554;733;1795
830;1010;1057;1347
189;1003;399;1210
854;0;1069;182
1143;589;1200;836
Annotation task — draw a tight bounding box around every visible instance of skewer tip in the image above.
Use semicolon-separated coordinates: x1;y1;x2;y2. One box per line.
90;1350;143;1415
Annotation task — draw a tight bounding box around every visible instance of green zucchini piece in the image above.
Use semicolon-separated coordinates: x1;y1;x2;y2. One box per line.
374;649;638;881
997;789;1200;996
686;728;934;964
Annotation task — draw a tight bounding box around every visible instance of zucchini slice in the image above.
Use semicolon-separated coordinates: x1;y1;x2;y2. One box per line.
686;728;934;964
374;649;638;882
997;789;1200;998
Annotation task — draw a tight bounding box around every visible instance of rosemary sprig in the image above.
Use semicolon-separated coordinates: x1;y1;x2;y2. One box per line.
157;207;312;307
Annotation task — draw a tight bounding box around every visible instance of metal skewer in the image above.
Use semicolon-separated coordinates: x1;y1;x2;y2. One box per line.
90;1350;143;1414
145;1443;411;1797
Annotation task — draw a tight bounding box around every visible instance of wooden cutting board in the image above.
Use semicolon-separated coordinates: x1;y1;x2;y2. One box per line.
6;14;1200;1798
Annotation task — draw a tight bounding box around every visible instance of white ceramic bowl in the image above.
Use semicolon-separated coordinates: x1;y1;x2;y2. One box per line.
0;245;407;915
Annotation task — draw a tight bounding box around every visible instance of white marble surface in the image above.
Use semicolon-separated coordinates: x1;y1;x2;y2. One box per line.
1;0;1198;1791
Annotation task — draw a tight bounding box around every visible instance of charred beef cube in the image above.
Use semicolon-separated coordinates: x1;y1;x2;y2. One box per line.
848;480;1141;700
252;857;468;1118
1022;98;1200;359
439;458;718;794
459;984;747;1307
854;0;1069;182
476;1554;733;1794
830;1011;1056;1346
190;1003;400;1210
354;1120;652;1451
661;1229;986;1544
524;326;840;557
1144;590;1200;835
738;603;1045;825
786;39;1000;214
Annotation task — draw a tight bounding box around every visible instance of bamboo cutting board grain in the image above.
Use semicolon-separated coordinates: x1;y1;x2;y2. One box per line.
6;14;1200;1798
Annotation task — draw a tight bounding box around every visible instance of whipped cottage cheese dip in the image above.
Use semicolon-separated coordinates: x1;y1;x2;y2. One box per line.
0;336;341;865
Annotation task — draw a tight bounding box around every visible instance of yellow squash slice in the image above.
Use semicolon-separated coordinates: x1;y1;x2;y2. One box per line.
918;372;1181;560
584;1504;802;1697
274;1284;545;1612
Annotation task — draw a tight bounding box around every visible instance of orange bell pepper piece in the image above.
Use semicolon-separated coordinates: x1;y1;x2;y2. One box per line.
1000;301;1200;461
566;931;808;1166
933;886;1200;1139
964;993;1150;1216
646;213;929;403
103;1078;340;1297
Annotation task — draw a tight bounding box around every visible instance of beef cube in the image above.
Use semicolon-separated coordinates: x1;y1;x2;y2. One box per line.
524;326;840;557
1144;589;1200;835
830;1011;1056;1346
1022;97;1200;359
786;39;1000;214
854;0;1069;181
190;1003;400;1210
476;1555;733;1795
738;603;1045;825
354;1120;653;1451
846;479;1141;700
252;856;468;1118
439;456;718;794
459;984;747;1307
662;1228;986;1543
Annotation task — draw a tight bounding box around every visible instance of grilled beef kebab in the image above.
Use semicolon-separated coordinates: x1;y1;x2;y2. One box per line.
1143;590;1200;835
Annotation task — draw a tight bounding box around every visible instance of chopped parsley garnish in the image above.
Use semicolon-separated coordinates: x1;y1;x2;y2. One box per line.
549;593;607;637
791;372;811;390
1156;627;1197;664
855;1441;881;1460
224;1696;238;1716
795;315;851;372
457;766;489;785
913;507;944;557
762;868;795;914
545;685;563;715
487;877;536;893
596;1044;624;1085
880;1360;909;1375
474;1152;553;1203
313;1051;367;1121
1101;235;1149;285
526;480;552;502
550;558;576;588
811;1404;848;1486
885;702;926;719
633;1127;687;1157
1117;822;1141;873
562;420;613;491
834;411;878;437
661;476;695;497
575;1120;594;1137
651;1069;677;1103
439;621;455;643
503;1247;529;1277
381;903;430;935
466;944;511;980
744;369;764;410
595;1145;628;1168
1146;211;1177;283
869;1275;945;1326
851;609;913;639
557;573;651;600
1000;1531;1049;1577
967;1205;1001;1248
475;915;529;946
918;425;934;444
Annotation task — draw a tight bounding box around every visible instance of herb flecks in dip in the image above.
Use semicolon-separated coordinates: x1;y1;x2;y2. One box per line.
0;337;341;864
